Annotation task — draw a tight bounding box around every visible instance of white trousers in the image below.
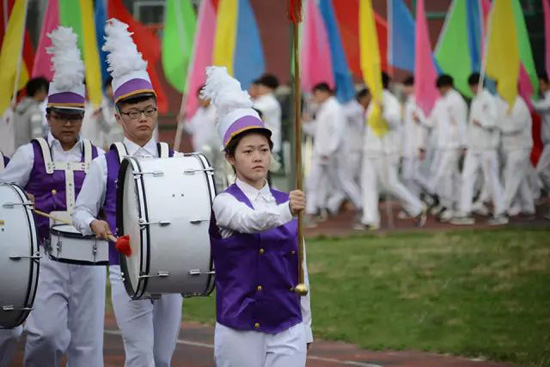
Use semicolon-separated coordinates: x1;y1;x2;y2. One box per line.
361;155;423;227
347;150;362;186
24;248;106;367
214;323;306;367
503;149;535;214
427;149;461;210
401;156;431;198
305;157;331;215
109;265;183;367
459;150;505;216
327;152;363;212
0;326;22;367
536;144;550;191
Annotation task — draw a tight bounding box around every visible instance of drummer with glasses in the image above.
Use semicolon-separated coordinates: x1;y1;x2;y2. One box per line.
73;19;183;367
0;26;106;367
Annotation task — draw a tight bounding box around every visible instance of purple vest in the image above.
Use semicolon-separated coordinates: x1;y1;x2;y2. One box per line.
104;144;173;265
25;140;98;241
209;184;302;334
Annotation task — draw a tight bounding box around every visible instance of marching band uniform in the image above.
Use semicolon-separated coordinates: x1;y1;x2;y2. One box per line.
0;27;106;367
73;19;182;367
360;89;425;228
453;88;506;224
203;66;312;367
497;96;535;215
532;90;550;192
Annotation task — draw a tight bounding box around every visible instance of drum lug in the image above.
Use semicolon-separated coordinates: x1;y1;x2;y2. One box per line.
189;219;208;224
133;171;164;177
2;201;33;209
139;271;170;279
139;219;171;227
183;168;214;175
189;269;215;276
9;251;41;261
2;305;33;312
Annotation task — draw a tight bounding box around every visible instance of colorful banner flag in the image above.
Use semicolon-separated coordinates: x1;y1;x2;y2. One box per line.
300;0;334;92
95;0;109;86
414;0;439;116
0;0;28;114
162;0;196;93
466;0;483;72
511;0;538;97
32;0;58;80
485;0;520;108
319;0;354;103
359;0;387;137
185;0;217;116
388;0;415;72
213;0;264;90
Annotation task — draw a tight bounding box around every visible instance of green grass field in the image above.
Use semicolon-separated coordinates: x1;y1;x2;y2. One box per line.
181;228;550;367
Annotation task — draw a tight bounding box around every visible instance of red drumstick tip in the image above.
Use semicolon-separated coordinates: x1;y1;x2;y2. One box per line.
115;235;132;257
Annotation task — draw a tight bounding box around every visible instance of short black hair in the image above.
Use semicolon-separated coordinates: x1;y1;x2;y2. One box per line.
224;129;273;157
356;88;370;100
26;77;49;97
436;74;454;88
539;71;549;83
257;74;279;90
468;72;481;86
116;94;157;110
312;82;332;94
381;72;390;89
403;76;414;86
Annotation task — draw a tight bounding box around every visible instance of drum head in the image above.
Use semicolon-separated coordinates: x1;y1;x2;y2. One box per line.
0;184;39;328
117;158;148;299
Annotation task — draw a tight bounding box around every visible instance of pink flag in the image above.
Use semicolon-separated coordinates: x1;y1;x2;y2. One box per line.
300;0;334;92
519;64;534;111
183;0;217;117
414;0;438;115
31;0;59;80
544;0;550;75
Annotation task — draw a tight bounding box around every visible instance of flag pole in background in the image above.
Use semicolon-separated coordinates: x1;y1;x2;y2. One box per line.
288;0;308;297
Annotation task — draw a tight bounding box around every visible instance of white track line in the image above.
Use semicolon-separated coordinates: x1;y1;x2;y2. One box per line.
104;329;382;367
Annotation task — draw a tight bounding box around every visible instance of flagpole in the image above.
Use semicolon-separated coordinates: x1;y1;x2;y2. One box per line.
12;0;29;108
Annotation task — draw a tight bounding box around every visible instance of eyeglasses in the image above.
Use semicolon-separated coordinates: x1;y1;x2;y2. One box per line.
49;114;84;124
119;107;158;120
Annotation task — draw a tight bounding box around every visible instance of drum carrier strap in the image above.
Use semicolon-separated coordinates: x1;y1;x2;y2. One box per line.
34;137;94;213
157;142;169;158
111;142;129;164
0;151;4;171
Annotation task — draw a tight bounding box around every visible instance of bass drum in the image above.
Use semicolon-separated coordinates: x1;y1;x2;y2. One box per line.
0;183;40;328
117;154;216;300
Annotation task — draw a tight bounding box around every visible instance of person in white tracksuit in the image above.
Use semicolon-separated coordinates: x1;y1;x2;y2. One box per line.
303;83;346;220
451;73;507;225
532;73;550;206
357;73;426;230
415;74;468;222
342;97;366;188
497;94;535;216
400;76;430;199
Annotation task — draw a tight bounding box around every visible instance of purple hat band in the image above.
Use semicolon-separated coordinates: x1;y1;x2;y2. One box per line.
223;115;270;147
47;92;85;107
114;78;156;103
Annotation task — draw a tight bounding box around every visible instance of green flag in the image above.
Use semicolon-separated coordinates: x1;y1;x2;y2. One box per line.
435;0;473;97
162;0;196;93
511;0;538;93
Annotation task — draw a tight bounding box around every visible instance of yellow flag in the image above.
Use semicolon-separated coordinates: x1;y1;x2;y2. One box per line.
80;0;103;108
359;0;387;137
0;0;28;114
485;0;519;108
213;0;238;75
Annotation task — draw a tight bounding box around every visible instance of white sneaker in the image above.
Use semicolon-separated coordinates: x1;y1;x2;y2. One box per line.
439;209;455;222
487;215;509;226
471;201;490;216
430;204;443;216
450;216;475;225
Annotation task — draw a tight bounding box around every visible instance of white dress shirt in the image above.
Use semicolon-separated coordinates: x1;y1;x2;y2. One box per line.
498;96;533;151
212;178;313;343
402;95;428;158
467;89;500;152
532;91;550;145
0;132;104;186
73;138;160;235
253;93;282;154
304;96;345;158
364;89;402;157
184;105;218;152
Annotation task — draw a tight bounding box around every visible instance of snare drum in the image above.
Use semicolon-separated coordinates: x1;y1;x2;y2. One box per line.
48;224;109;265
118;153;216;299
0;183;40;328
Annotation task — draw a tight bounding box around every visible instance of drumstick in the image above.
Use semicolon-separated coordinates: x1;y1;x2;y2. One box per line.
33;209;73;226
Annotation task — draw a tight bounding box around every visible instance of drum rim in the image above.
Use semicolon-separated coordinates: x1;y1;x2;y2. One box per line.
117;157;150;300
50;224;105;241
46;254;109;266
0;183;40;328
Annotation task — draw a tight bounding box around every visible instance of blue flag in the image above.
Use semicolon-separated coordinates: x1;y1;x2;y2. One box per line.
388;0;415;72
94;0;109;88
466;0;482;72
319;0;355;103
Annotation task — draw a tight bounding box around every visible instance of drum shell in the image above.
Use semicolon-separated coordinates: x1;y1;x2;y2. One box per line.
0;183;39;329
118;154;215;299
48;225;109;266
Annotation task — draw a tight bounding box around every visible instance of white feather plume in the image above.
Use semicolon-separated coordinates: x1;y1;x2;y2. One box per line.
102;18;147;79
47;26;85;91
201;66;252;118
